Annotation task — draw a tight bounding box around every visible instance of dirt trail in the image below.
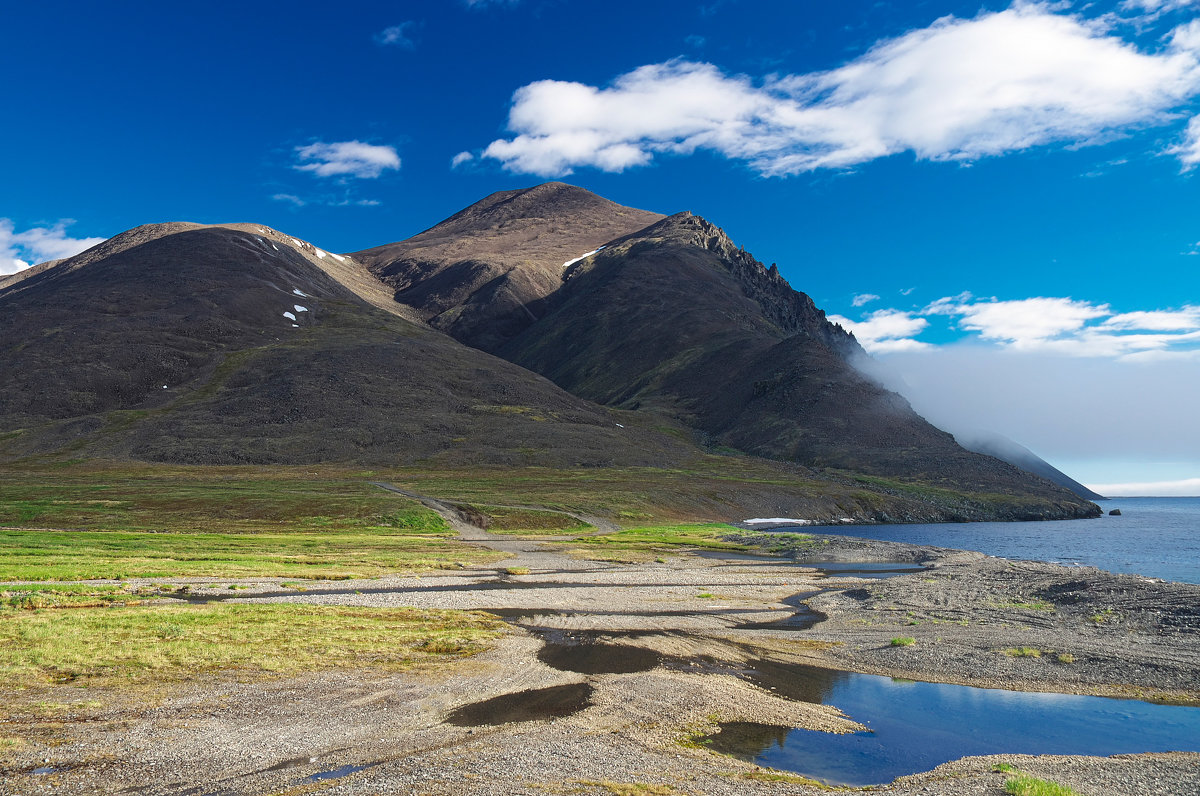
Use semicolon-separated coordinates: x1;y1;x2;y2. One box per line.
369;481;618;567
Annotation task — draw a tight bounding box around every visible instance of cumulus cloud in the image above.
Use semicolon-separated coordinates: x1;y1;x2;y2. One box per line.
374;21;417;49
1101;306;1200;330
482;3;1200;176
925;296;1112;346
1;218;105;275
851;293;880;307
837;293;1200;359
450;151;475;168
828;309;931;353
294;140;401;179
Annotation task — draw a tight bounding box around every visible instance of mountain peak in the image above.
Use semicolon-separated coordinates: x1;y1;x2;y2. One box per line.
352;183;664;352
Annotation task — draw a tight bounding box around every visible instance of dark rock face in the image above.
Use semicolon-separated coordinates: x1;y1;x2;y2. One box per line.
492;210;1092;512
1110;509;1122;516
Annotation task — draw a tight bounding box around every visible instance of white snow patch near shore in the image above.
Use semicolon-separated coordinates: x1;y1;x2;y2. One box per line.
313;248;327;259
562;245;605;269
289;238;304;247
292;288;308;297
294;304;308;313
330;253;346;263
283;311;297;321
744;518;812;525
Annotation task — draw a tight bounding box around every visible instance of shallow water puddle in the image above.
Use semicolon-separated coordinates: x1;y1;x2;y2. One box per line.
735;591;827;632
536;631;665;674
304;763;373;782
696;550;926;579
705;662;1200;786
445;682;593;726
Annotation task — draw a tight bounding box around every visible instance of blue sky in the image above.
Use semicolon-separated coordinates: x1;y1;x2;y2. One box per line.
2;0;1198;493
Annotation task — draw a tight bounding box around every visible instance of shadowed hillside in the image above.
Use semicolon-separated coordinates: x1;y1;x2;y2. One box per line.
0;224;695;468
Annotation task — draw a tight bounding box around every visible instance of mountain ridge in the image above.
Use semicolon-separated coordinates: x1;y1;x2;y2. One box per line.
0;183;1100;522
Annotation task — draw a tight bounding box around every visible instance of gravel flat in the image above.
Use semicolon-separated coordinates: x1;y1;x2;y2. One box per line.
3;514;1197;795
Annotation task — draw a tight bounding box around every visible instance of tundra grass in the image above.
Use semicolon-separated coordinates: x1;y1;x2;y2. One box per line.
0;527;501;581
0;465;507;580
0;602;505;690
558;523;749;561
461;504;591;534
0;468;448;535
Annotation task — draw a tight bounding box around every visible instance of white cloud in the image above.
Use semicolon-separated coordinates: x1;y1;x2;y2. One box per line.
1168;114;1200;170
1121;0;1199;16
0;218;105;275
451;151;475;168
829;309;930;352
1101;306;1200;330
851;292;880;307
272;193;307;207
482;4;1200;176
374;21;417;49
1088;476;1200;496
842;293;1200;360
927;296;1112;346
294;140;401;179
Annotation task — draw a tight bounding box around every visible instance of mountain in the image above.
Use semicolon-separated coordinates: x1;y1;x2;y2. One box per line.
954;431;1106;501
0;185;1100;521
354;182;662;353
372;191;1088;505
0;222;695;467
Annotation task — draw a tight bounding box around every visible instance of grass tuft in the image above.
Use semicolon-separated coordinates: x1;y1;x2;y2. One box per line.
1004;773;1081;796
1004;647;1042;658
890;636;916;647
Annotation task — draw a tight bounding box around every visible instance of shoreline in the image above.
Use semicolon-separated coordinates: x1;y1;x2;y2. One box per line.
2;523;1197;795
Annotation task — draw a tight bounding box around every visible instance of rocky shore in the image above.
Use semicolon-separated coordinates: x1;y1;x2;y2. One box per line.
2;525;1197;795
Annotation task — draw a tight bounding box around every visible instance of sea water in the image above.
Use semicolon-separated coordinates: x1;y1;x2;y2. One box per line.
775;497;1200;584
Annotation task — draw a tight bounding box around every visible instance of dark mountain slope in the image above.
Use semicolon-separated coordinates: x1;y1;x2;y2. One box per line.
954;431;1106;500
353;182;662;352
0;224;695;467
494;211;1092;508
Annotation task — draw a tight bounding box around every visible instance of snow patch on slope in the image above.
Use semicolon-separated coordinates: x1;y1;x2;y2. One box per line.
562;246;606;269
